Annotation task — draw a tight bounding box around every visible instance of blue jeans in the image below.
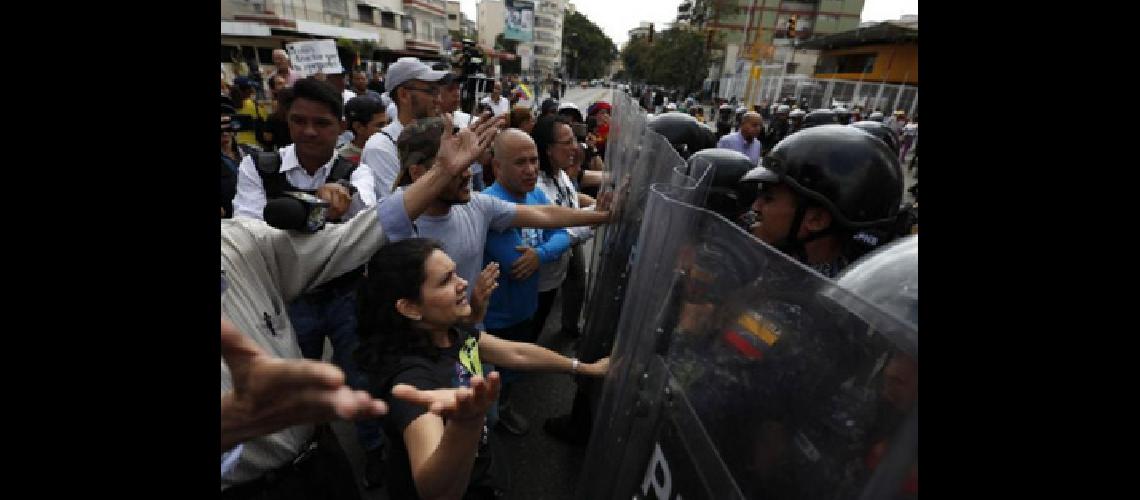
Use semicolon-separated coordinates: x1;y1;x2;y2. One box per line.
288;287;385;452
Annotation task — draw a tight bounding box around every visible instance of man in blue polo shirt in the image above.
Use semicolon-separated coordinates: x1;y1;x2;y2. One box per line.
716;111;764;165
482;129;572;435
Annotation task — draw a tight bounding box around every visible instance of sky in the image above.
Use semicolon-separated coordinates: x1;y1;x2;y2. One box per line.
458;0;918;48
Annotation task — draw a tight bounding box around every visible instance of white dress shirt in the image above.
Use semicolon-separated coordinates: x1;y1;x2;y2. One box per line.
480;95;511;117
360;119;405;200
232;144;376;221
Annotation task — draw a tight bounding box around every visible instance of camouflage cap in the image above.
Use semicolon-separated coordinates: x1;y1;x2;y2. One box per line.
395;117;446;188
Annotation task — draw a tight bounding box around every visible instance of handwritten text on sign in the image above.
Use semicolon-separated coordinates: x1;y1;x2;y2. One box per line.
286;40;343;76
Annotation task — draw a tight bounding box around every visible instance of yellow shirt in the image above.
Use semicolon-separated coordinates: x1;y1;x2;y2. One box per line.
235;98;267;148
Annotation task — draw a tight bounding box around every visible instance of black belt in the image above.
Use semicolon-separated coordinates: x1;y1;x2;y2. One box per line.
220;426;327;499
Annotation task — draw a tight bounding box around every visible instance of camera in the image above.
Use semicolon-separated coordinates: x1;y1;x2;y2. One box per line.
263;191;331;233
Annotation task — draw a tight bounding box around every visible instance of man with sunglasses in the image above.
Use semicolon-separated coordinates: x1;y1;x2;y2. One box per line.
360;57;447;200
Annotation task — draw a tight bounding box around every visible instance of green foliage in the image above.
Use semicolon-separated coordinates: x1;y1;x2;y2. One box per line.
620;28;708;91
562;10;617;80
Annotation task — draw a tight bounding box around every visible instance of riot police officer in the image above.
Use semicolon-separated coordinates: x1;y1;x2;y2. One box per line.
833;106;852;125
787;108;806;134
739;124;904;277
647;112;718;160
764;104;792;154
715;103;735;140
801;109;838;129
686;148;757;224
850;120;901;155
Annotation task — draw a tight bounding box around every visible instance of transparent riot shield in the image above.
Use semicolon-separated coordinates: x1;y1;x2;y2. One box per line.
578;94;699;365
578;183;919;500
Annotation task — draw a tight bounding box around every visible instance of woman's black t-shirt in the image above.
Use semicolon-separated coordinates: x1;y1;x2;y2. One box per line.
380;325;504;499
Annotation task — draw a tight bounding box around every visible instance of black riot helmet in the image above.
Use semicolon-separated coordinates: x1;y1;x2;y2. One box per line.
833;107;852;125
648;112;717;159
717;103;734;123
849;120;900;154
687;148;758;222
822;234;918;356
802;109;839;129
740;125;903;254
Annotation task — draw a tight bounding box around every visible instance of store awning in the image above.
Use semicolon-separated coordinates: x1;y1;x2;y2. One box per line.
221;21;272;37
294;20;380;42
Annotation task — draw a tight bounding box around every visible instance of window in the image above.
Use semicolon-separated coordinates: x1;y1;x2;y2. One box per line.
448;14;457;20
404;16;416;34
382;12;397;29
357;5;373;23
817;53;876;74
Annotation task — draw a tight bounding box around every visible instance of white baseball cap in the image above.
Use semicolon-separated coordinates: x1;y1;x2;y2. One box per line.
385;57;449;94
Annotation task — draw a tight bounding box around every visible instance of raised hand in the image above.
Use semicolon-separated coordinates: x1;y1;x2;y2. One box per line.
436;112;503;178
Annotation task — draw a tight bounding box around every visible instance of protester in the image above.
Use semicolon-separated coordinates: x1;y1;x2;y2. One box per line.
220;109;500;496
530;115;595;342
480;80;511;117
361;57;448;199
355;238;610;499
481;127;575;436
716;111;764;165
350;69;383;102
509;106;535;134
339;96;389;166
230;77;267;150
268;49;301;89
379;121;610;309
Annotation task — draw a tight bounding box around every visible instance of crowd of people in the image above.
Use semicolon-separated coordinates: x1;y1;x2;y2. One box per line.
220;43;916;498
221;49;619;499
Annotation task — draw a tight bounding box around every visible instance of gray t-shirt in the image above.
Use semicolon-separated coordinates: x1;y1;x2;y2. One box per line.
379;190;517;293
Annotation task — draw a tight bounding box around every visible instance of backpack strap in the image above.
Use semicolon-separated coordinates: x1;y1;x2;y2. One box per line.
325;155;359;184
251;151;290;199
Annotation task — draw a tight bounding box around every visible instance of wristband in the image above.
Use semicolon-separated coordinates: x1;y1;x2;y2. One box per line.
571;358;580;375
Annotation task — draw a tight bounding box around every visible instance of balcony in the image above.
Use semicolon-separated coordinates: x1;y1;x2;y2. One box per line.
224;0;356;28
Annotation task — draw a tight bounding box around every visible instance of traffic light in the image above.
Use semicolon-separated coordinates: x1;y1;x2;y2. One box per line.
648;23;655;43
787;15;798;39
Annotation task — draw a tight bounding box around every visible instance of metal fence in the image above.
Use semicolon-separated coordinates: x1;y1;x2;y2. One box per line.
723;65;919;117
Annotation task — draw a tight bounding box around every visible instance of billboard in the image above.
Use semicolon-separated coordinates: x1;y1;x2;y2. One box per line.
504;0;534;42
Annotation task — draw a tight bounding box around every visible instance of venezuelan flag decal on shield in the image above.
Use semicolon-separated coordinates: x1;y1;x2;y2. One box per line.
721;311;781;360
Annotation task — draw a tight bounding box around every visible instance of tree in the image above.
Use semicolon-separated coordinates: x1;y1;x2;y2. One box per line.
621;36;652;83
494;33;522;75
562;10;617;80
646;28;709;93
619;28;708;93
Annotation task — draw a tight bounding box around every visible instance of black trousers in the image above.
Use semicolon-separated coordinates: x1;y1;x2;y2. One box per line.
531;245;588;340
220;425;361;500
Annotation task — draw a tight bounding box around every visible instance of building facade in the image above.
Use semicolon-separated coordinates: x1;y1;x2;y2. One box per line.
446;1;461;32
402;0;449;56
477;0;506;49
531;0;566;78
222;0;414;80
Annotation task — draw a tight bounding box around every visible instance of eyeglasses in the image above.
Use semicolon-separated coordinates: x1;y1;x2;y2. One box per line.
404;85;441;96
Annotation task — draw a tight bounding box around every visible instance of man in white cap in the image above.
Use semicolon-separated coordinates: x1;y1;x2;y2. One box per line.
360;57;449;199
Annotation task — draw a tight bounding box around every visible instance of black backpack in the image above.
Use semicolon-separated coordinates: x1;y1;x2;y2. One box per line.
250;151;358;198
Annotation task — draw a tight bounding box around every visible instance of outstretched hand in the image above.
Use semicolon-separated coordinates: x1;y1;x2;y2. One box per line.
220;318;387;451
391;372;501;423
471;262;500;311
436;112;503;178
